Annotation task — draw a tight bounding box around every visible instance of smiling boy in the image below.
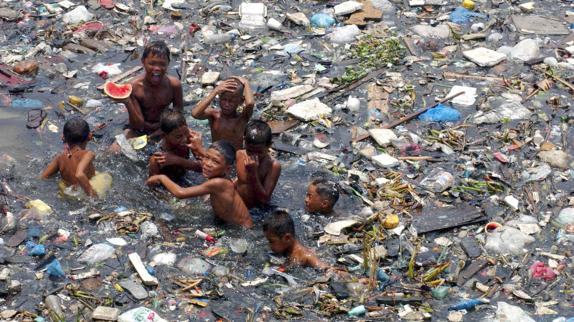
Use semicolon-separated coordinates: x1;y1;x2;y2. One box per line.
123;40;183;139
146;140;253;228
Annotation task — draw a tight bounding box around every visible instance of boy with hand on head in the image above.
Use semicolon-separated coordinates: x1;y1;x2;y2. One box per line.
191;76;254;150
235;120;281;209
146;140;253;229
42;118;111;198
122;40;183;139
305;178;340;215
263;209;328;269
148;110;203;180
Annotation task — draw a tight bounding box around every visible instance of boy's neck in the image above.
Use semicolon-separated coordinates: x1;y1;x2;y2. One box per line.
288;240;303;256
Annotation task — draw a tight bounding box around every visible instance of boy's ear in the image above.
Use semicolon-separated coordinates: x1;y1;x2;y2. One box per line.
321;199;330;210
88;132;94;141
283;233;294;243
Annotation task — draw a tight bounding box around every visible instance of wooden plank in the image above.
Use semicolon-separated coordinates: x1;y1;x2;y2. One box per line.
128;252;158;286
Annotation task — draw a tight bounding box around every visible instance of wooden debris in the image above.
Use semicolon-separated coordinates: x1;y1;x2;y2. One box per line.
128;252;158;286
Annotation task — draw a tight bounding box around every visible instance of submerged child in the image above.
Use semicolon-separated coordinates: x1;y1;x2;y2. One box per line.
305;178;340;215
146;140;253;228
122;40;183;139
42;118;111;198
191;76;254;150
148;110;202;181
235;120;281;209
263;209;328;269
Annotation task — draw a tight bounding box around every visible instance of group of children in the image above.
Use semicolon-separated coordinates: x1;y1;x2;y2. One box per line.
41;41;342;271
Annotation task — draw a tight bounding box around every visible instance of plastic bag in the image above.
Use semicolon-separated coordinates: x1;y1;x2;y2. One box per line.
419;104;461;122
92;63;122;79
118;307;168;322
311;13;336;28
78;243;115;264
485;227;535;255
449;7;487;24
495;302;535;322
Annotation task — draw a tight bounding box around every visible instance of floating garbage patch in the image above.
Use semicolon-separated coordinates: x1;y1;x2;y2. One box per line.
0;0;573;321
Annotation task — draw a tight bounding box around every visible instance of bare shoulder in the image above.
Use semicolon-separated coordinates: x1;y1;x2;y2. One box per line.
206;177;233;191
271;158;282;171
167;75;182;88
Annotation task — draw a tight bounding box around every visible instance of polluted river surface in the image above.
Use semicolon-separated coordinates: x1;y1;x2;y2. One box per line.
1;0;574;321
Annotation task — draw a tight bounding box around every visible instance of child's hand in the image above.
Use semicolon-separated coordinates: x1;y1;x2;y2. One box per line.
214;79;238;95
187;129;202;149
230;76;249;87
146;175;164;186
245;154;259;173
153;152;177;166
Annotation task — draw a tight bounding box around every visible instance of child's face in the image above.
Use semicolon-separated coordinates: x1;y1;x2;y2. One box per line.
142;53;169;86
219;92;244;116
305;184;330;213
164;125;188;148
245;143;269;160
264;231;292;254
201;148;229;178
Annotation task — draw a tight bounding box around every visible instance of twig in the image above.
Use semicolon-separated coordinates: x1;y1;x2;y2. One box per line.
545;71;574;93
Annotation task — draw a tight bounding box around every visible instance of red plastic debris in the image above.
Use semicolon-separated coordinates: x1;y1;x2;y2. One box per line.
530;261;556;281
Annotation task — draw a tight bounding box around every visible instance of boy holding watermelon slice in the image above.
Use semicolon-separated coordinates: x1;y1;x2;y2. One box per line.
123;40;183;139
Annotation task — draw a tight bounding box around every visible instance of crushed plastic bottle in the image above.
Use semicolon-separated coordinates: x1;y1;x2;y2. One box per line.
419;170;455;192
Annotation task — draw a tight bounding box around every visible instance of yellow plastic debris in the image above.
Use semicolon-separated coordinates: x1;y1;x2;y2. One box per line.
128;135;148;150
462;0;475;10
26;199;52;216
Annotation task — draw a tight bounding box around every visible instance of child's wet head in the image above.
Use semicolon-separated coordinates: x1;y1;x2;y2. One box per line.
63;118;91;146
244;120;272;157
305;178;339;214
263;210;296;254
219;79;244;114
160;110;188;147
142;40;170;86
202;140;236;178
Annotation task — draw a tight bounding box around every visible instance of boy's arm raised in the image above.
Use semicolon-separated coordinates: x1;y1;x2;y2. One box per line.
147;174;213;199
41;156;60;179
191;81;238;119
250;159;281;204
232;76;255;119
75;151;97;197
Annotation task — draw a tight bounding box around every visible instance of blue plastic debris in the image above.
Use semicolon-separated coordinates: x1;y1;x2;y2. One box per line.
419;104;461;122
146;265;156;276
11;98;43;109
26;241;46;256
311;13;336;28
45;259;65;278
450;7;487;24
448;298;484;311
348;305;366;317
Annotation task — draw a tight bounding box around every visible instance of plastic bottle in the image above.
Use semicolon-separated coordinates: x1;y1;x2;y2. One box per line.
419;170;455;192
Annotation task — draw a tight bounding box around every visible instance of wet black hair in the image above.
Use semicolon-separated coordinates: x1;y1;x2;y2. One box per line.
263;209;295;237
220;78;244;98
311;178;340;208
209;140;236;165
244;120;272;146
142;40;170;62
63;118;90;145
160;110;186;134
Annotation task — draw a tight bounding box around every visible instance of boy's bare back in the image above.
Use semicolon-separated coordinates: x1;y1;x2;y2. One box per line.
206;177;253;228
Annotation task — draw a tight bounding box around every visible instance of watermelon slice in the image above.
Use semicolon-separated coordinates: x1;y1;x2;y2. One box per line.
103;82;132;100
